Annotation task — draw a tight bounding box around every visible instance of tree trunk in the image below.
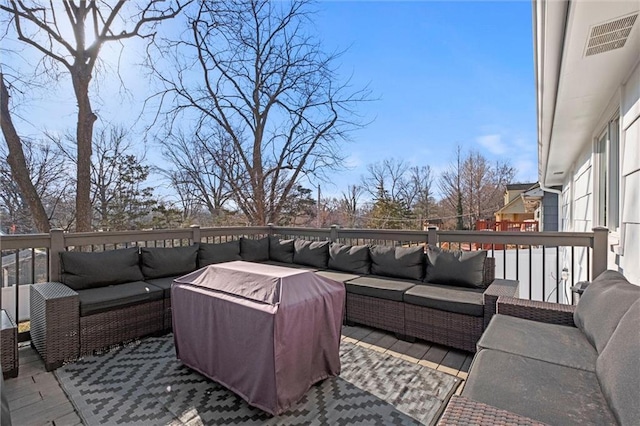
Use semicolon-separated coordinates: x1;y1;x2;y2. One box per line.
0;74;51;233
72;71;97;232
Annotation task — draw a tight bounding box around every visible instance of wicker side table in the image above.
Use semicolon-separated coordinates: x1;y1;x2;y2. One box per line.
1;309;18;379
30;282;80;371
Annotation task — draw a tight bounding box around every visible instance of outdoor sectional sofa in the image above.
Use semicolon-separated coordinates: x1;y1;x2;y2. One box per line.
439;270;640;426
30;236;517;370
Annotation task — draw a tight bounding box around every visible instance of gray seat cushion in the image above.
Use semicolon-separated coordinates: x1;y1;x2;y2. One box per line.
463;349;617;426
140;245;198;279
269;237;294;263
479;314;597;371
198;241;241;267
596;299;640;426
61;248;144;291
328;243;370;275
144;276;179;298
403;283;484;316
346;276;415;302
77;281;164;317
425;246;487;288
574;270;640;352
260;260;318;271
316;270;361;283
240;237;269;262
370;245;424;281
293;240;330;268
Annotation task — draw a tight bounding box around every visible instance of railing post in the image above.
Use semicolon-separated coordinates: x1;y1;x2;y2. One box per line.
330;225;339;242
190;224;201;244
267;223;274;236
427;226;438;247
49;229;64;282
592;227;609;279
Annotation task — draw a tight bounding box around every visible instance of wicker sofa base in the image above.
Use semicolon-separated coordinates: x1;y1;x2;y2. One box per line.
1;311;18;379
346;293;405;335
405;304;484;353
438;395;546;425
80;300;165;356
164;298;172;331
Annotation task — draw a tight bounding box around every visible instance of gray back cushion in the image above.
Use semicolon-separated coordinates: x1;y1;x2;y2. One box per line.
141;245;199;279
328;243;370;275
198;241;241;267
269;236;294;263
425;246;487;288
60;248;144;291
370;245;424;281
240;237;270;261
293;240;330;268
574;270;640;352
596;299;640;426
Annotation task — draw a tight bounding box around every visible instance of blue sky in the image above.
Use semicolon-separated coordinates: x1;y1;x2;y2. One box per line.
5;1;537;202
309;1;537;197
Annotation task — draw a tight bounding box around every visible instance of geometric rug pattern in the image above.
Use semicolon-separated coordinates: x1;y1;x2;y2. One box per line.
55;334;460;425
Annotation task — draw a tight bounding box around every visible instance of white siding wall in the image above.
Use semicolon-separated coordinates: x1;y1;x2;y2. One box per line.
619;61;640;284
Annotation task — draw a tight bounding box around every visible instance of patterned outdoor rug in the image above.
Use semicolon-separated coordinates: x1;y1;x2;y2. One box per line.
55;335;460;425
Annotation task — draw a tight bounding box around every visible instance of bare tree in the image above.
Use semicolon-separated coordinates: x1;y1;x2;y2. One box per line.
404;165;434;227
159;130;233;220
440;145;465;229
339;184;363;227
361;158;408;203
0;137;70;232
0;0;187;231
440;146;515;230
150;0;370;225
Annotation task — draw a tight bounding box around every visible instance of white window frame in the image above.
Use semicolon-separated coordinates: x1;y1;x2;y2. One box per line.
593;114;621;233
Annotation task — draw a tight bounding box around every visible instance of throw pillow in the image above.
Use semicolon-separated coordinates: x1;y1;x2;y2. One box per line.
293;240;330;268
198;240;242;267
240;237;270;262
269;236;295;263
140;245;199;279
370;245;424;281
328;243;370;275
425;246;487;288
60;247;144;290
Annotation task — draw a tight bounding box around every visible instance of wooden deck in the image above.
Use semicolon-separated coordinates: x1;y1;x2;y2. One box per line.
5;325;472;425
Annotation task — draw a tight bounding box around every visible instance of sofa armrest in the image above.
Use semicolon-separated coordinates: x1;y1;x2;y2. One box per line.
438;395;547;426
483;279;519;329
30;282;80;370
497;296;575;326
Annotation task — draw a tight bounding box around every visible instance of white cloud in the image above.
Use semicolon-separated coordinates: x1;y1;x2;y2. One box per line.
476;134;508;155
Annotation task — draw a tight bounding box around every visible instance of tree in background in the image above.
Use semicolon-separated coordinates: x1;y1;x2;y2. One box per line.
440;146;515;230
339;184;363;227
0;0;186;231
151;0;370;225
367;186;413;230
361;158;408;204
0;139;71;233
278;185;317;226
159;130;233;222
89;127;156;230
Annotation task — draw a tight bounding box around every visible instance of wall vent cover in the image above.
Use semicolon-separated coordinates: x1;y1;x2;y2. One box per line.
585;13;638;56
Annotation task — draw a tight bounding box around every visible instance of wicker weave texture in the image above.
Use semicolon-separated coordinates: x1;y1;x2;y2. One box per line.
483;279;519;329
405;305;483;353
497;296;575;326
483;257;496;286
1;310;18;379
346;293;405;334
30;282;80;371
438;396;548;426
164;298;172;331
80;300;164;355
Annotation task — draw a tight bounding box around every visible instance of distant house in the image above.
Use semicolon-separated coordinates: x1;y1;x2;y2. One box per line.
492;183;559;231
534;0;640;282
